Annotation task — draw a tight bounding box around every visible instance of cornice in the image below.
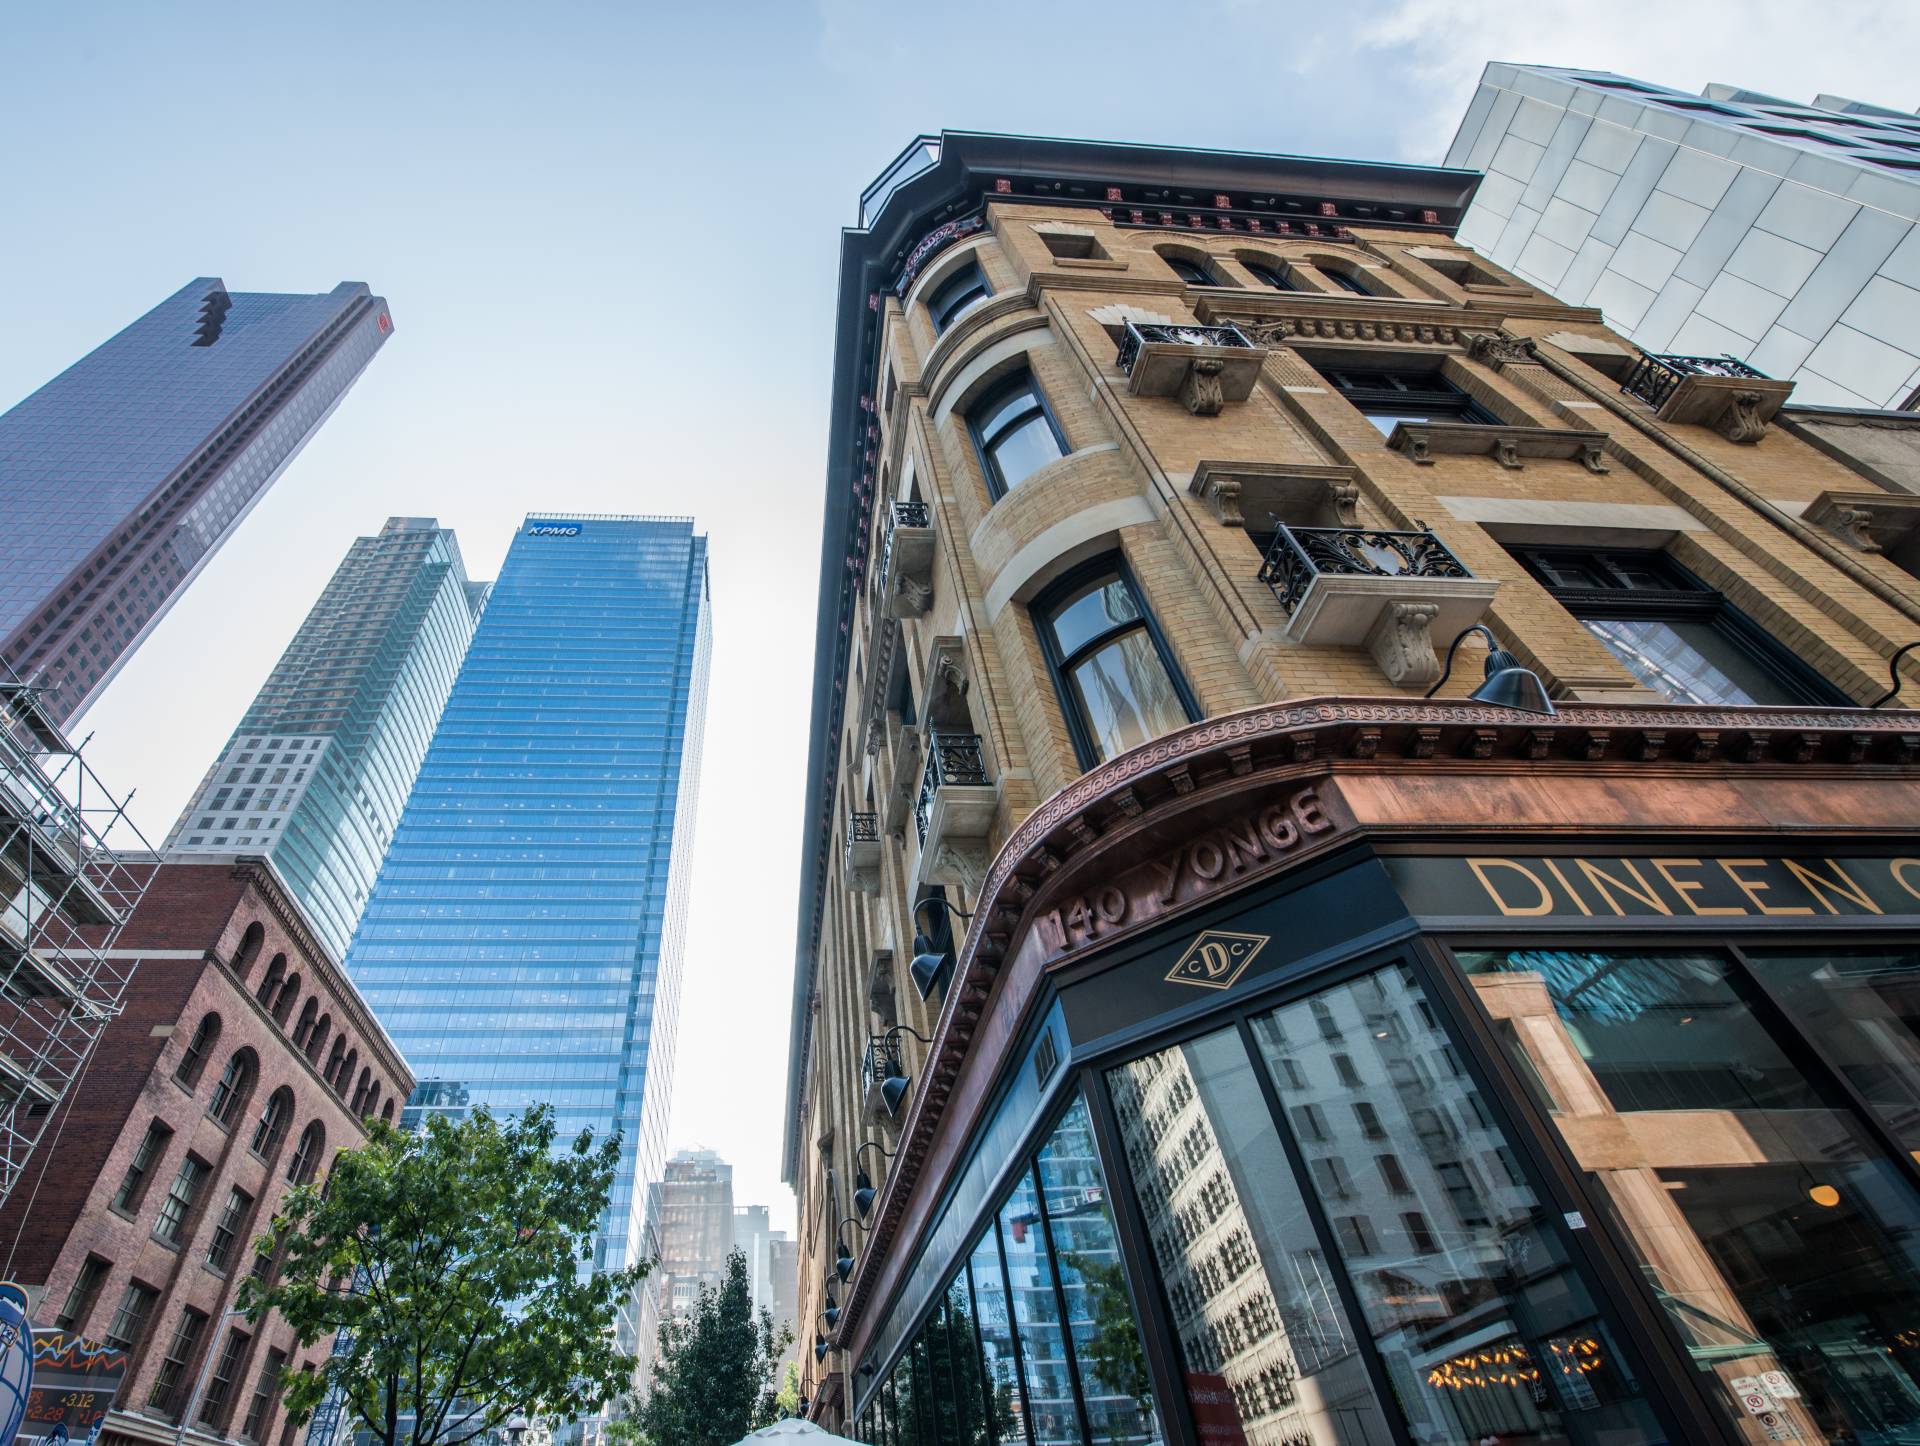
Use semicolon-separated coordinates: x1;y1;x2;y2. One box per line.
836;695;1920;1352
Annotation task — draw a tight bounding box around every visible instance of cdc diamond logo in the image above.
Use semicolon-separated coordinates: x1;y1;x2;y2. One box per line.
1165;929;1269;990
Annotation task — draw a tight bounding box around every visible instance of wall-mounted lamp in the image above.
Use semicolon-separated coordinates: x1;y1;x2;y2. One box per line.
1425;624;1555;715
908;897;975;999
852;1141;897;1218
814;1333;831;1364
874;1025;932;1117
833;1215;865;1281
1869;641;1920;708
819;1289;840;1330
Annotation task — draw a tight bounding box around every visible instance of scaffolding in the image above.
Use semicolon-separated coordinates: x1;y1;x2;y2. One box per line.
0;663;153;1209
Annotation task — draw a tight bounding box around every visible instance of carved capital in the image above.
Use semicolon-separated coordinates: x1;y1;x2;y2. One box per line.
1365;601;1442;687
1180;358;1227;417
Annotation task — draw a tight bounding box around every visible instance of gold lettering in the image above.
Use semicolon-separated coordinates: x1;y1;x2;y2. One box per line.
1539;858;1593;917
1575;859;1672;916
1292;789;1332;835
1720;859;1813;916
1650;858;1745;916
1781;858;1882;915
1221;818;1266;872
1467;858;1554;916
1892;858;1920;902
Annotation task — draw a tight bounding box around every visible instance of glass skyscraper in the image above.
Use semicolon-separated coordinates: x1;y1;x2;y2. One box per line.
164;517;486;958
344;514;711;1347
0;276;392;725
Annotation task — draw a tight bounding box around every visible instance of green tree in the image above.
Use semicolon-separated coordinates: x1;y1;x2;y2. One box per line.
1063;1253;1152;1413
631;1249;792;1446
772;1361;803;1419
241;1104;643;1446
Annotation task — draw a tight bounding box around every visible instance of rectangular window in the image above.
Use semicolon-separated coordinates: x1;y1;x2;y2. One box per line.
148;1307;209;1417
200;1327;251;1426
242;1349;289;1442
1514;546;1843;705
995;1167;1078;1446
1320;364;1499;435
101;1280;158;1351
965;1232;1019;1445
1352;1101;1385;1139
206;1186;253;1272
53;1255;110;1331
114;1121;171;1212
1461;944;1920;1443
154;1154;209;1245
1376;1153;1413;1195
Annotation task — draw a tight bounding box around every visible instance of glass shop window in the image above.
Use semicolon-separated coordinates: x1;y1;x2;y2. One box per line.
968;1227;1025;1444
1254;965;1667;1442
1000;1166;1087;1446
1459;945;1920;1446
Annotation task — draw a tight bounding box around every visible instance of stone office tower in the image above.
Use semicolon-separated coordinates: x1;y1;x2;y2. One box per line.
0;277;393;724
165;517;486;959
786;132;1920;1446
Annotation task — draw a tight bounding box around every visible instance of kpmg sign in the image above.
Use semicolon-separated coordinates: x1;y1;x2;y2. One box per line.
525;523;580;537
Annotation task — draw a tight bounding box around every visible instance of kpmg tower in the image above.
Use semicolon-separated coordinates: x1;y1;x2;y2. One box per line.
346;515;711;1350
165;517;486;957
0;276;393;725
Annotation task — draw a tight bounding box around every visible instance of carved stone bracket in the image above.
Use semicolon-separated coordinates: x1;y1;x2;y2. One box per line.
922;636;971;728
1647;372;1796;444
1364;601;1443;686
1466;332;1538;370
866;948;897;1026
1188;460;1362;530
1388;421;1610;474
1180;358;1228;417
1804;489;1920;556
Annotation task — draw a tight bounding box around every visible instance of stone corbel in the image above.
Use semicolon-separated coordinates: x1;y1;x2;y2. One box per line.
1719;390;1769;445
922;636;971;728
1180;358;1228;417
1365;601;1442;686
1804;490;1920;556
1187;461;1364;531
1467;332;1538;371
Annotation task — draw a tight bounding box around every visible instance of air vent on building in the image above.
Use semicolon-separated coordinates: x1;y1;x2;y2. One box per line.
192;287;233;347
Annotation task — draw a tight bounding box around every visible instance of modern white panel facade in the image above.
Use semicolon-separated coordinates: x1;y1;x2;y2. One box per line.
1446;64;1920;409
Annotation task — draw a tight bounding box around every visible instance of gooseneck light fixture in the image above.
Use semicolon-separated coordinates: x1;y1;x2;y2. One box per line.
908;897;975;1000
1869;641;1920;708
874;1024;933;1118
833;1215;865;1281
853;1141;897;1219
1425;624;1555;716
819;1290;841;1330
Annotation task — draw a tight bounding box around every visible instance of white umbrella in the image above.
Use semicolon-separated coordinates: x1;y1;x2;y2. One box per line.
727;1419;852;1446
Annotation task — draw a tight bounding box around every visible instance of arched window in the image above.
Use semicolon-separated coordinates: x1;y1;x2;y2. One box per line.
1242;258;1299;291
363;1081;381;1120
925;260;991;334
272;973;301;1026
324;1038;347;1090
1162;253;1220;287
230;922;265;982
208;1049;258;1129
307;1015;332;1065
175;1013;220;1087
350;1069;371;1115
1318;264;1374;296
252;1087;293;1158
966;369;1066;499
254;957;285;1007
292;999;318;1050
380;1099;395;1125
1033;555;1199;768
287;1123;325;1186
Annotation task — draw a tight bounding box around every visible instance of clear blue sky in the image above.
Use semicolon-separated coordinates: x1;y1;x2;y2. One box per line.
1;0;1910;1233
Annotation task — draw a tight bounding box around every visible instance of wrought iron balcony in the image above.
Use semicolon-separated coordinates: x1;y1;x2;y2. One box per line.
1256;526;1498;687
1115;322;1265;416
879;500;936;619
1622;353;1767;410
1620;353;1791;442
843;811;882;895
1259;527;1471;616
915;732;989;847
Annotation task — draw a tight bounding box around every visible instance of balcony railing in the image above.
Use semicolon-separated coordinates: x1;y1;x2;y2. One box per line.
915;731;989;847
1116;321;1255;377
862;1031;904;1097
847;811;879;845
879;500;936;619
1258;526;1473;617
1621;353;1769;411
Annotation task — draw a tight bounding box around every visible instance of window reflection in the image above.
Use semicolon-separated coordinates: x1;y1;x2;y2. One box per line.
1461;947;1920;1445
1256;965;1664;1443
1035;1098;1157;1445
1108;1028;1392;1444
968;1230;1026;1444
1001;1166;1086;1446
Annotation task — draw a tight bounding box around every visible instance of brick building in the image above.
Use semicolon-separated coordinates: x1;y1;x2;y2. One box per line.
784;132;1920;1446
0;856;411;1446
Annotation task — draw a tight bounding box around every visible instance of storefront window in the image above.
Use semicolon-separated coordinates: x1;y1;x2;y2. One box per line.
895;1348;925;1446
1034;1099;1157;1445
1001;1168;1081;1446
1462;946;1920;1444
1256;964;1665;1443
968;1229;1027;1445
1108;1027;1393;1444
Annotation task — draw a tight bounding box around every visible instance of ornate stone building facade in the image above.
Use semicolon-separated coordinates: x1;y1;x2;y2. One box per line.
784;132;1920;1446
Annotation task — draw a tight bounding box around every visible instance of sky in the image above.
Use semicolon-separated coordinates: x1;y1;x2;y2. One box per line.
2;0;1914;1237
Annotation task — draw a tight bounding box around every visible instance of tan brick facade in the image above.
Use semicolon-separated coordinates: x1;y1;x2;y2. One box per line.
786;138;1920;1424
